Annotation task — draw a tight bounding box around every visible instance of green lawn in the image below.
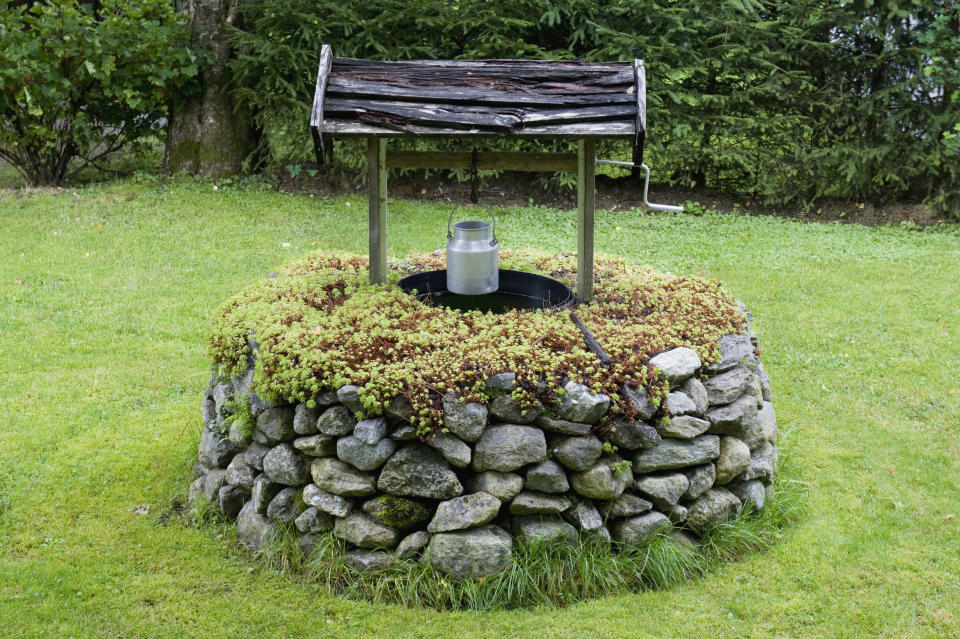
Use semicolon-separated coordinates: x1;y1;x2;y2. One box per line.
1;176;958;637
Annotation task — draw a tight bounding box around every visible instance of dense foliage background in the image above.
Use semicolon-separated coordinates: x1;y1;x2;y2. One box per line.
0;0;199;185
227;0;959;214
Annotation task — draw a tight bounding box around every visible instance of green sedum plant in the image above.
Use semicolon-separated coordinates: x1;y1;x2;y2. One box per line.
208;250;746;438
0;0;200;185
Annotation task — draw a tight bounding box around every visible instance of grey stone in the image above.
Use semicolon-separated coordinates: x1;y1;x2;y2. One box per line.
192;460;211;479
225;454;256;492
336;435;397;471
336;384;364;414
232;369;273;416
389;423;418;441
362;495;431;530
384;395;414;422
679;378;708;416
377;444;463;500
254;407;296;445
310;457;377;497
262;443;310;486
218;484;246;519
634;472;690;509
563;499;605;532
489;395;543;424
293;433;337;457
212;380;234;417
442;393;488;442
395;531;430;559
509;491;572;515
485;372;516;394
472;425;547;472
236;501;276;552
344;550;398;572
667;391;698;416
728;479;767;513
703;366;754;406
251;474;282;514
682;464;716;500
317;405;356;436
244;441;271;471
201;398;217;427
686;488;743;533
188;476;207;505
741;442;776;483
570;459;633;501
656;415;711;439
464;471;524;502
649;347;701;386
428;525;512;579
558;381;610;424
427;432;471;468
756;401;778;447
429;493;502;532
354;417;388;445
611;512;670;545
706;333;757;373
668;504;688;524
706;396;760;440
198;426;240;469
609;419;661;450
534;415;592;436
552;436;603;471
597;493;653;519
227;421;252;448
525;460;569;493
314;389;340;407
302;483;353;517
293;404;319;435
632;435;720;473
299;533;320;559
202;469;227;501
622;383;658;421
512;516;578;544
756;364;772;401
266;486;303;523
295;506;333;533
334;513;398;549
669;529;698;547
745;373;764;407
715;436;751;484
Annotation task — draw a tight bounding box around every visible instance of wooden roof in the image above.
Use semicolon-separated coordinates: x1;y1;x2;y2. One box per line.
310;45;646;143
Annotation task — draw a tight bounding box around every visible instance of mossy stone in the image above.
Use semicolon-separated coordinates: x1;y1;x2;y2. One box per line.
362;495;430;530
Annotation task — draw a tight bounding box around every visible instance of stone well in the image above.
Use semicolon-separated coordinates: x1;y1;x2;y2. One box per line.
190;316;778;579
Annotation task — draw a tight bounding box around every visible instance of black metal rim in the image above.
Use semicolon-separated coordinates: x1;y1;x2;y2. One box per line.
398;269;576;311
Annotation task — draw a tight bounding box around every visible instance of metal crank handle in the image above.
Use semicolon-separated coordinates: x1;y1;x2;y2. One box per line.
595;159;684;213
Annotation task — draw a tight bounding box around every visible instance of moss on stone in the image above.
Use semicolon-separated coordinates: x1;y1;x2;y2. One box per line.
208;250;746;437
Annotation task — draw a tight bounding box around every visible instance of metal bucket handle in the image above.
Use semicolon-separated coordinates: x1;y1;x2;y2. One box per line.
447;206;498;246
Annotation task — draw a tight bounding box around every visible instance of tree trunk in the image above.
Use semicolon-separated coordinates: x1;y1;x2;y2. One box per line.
165;0;257;177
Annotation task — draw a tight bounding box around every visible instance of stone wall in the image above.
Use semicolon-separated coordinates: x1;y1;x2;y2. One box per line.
189;327;778;579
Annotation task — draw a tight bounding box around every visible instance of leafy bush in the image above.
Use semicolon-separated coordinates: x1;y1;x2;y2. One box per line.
0;0;200;185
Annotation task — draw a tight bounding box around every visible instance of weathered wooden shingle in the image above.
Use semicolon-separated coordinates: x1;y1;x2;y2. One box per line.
311;50;644;142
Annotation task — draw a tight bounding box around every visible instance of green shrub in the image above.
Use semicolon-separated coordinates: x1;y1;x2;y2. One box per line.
0;0;200;185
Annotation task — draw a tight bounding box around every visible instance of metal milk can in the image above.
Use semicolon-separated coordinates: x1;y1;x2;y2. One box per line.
446;208;498;295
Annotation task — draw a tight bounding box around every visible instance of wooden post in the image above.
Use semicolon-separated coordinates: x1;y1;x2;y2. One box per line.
367;136;388;284
577;138;596;303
